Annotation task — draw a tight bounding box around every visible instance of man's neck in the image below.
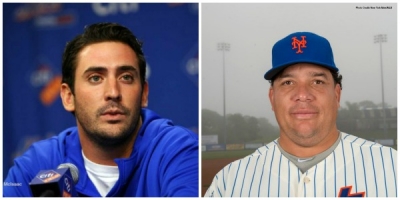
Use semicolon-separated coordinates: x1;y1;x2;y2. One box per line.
278;129;340;158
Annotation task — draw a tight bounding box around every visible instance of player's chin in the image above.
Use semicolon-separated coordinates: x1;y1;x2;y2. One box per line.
98;121;128;133
292;122;319;133
293;129;318;141
295;138;320;147
100;124;134;139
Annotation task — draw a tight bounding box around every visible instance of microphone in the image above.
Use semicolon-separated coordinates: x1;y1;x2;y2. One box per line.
29;163;79;197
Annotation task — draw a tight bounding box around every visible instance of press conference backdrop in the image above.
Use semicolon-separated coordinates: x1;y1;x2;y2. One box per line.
3;3;199;179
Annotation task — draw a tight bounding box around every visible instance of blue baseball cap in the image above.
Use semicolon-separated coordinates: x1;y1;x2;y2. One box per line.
264;32;338;80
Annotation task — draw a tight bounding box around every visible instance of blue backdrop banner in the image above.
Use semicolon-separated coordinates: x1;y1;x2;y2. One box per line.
3;3;199;179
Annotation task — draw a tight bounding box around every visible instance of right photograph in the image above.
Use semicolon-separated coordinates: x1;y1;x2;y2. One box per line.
201;3;397;197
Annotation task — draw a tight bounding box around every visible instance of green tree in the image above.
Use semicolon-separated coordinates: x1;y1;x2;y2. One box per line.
256;117;279;143
202;109;280;144
226;113;247;143
358;100;378;109
201;109;224;138
245;116;260;141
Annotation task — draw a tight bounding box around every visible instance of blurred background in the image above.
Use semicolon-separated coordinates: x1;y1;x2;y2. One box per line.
3;3;198;180
201;3;397;196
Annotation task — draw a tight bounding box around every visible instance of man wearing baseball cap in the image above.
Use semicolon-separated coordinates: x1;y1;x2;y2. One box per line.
205;32;397;197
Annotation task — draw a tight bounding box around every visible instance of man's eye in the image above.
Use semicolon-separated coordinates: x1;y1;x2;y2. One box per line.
121;74;133;81
282;81;292;85
89;75;102;83
314;80;324;84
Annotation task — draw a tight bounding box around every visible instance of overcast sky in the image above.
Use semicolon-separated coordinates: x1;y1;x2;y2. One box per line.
201;3;397;126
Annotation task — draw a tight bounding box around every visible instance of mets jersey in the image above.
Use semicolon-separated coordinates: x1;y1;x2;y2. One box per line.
205;132;397;197
4;109;199;197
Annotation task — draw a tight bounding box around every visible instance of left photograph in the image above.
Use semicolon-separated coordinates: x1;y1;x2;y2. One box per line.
3;3;199;197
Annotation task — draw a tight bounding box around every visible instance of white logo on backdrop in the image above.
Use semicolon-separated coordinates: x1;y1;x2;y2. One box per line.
92;3;139;17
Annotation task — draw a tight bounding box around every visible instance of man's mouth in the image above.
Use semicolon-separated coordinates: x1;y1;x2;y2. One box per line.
100;109;126;121
291;110;318;119
101;109;125;115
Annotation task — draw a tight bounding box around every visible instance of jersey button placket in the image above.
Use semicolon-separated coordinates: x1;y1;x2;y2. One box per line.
303;177;310;184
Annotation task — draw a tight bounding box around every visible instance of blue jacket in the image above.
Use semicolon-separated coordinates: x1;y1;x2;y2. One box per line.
4;109;199;197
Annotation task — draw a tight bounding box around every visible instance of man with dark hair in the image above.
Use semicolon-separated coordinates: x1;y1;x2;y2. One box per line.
4;22;199;197
205;32;396;197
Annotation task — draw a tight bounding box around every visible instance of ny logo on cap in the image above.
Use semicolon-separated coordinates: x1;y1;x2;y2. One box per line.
292;36;307;53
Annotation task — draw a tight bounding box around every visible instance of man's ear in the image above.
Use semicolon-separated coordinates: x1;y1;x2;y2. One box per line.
335;83;341;109
141;81;149;107
60;83;75;112
269;86;275;111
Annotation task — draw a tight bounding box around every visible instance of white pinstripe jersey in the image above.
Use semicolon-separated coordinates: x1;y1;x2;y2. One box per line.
205;132;397;197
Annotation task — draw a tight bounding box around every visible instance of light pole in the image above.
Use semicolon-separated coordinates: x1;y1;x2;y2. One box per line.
218;42;230;145
374;34;387;138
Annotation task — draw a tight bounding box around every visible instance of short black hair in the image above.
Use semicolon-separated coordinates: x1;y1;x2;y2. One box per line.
62;22;146;94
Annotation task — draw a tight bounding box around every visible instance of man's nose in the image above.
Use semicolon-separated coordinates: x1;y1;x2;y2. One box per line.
292;84;315;102
104;78;121;101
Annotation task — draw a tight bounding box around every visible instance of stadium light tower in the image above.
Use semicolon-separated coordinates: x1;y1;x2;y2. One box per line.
374;34;387;138
218;42;230;145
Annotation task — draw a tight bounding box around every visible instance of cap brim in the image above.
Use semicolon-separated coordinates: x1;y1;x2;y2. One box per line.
264;61;338;80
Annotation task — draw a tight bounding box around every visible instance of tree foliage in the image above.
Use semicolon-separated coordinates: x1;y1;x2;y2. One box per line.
202;101;392;144
202;109;279;144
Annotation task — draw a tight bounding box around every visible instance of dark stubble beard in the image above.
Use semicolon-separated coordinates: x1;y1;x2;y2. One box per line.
75;100;142;150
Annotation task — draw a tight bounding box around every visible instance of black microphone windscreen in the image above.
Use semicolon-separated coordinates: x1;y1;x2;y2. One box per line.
39;190;56;197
